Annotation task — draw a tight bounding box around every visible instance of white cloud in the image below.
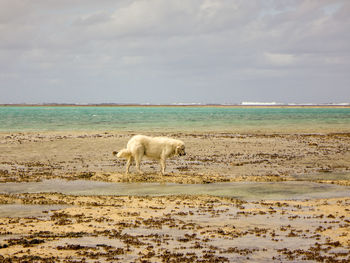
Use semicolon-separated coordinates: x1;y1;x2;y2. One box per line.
263;52;297;66
121;56;145;65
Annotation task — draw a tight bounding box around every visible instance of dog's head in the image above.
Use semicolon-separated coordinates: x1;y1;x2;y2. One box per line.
175;143;186;156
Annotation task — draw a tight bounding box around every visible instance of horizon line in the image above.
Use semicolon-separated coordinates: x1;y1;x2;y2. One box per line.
1;102;350;107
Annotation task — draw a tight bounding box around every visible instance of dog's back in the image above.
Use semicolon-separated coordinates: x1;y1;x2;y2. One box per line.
115;134;185;175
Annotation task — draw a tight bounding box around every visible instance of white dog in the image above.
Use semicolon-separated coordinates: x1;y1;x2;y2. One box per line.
114;135;186;175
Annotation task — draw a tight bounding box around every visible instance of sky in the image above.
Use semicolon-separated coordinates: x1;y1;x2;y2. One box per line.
0;0;349;104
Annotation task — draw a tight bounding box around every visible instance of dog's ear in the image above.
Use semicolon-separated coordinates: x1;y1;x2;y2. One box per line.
175;146;180;155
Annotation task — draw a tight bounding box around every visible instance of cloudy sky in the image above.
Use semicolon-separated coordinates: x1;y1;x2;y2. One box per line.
1;0;349;104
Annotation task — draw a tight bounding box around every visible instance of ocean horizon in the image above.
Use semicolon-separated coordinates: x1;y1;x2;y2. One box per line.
1;102;350;106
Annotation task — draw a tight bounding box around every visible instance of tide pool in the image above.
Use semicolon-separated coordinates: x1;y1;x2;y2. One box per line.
0;179;349;201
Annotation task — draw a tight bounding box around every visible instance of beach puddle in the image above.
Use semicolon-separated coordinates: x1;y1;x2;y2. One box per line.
0;179;349;200
52;236;124;248
0;204;69;218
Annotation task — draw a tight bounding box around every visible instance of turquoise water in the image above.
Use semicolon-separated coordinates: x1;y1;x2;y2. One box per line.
0;106;350;132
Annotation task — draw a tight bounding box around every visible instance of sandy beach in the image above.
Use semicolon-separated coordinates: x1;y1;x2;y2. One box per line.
1;131;350;184
0;131;349;262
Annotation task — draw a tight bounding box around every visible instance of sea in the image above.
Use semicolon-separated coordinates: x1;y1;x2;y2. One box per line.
1;105;350;133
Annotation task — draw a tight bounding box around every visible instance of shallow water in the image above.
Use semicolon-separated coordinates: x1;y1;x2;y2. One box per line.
1;106;350;132
0;179;349;200
52;236;124;248
0;204;69;218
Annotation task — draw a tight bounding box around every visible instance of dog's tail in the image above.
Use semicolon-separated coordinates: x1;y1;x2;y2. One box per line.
113;149;131;159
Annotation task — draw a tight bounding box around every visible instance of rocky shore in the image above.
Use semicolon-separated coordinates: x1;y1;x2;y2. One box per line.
0;131;349;262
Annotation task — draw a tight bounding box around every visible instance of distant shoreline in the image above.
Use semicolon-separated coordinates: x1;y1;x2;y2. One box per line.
1;103;350;108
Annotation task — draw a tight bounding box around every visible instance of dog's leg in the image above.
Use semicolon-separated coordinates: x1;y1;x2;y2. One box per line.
135;158;143;175
159;158;166;175
134;150;144;175
126;157;133;174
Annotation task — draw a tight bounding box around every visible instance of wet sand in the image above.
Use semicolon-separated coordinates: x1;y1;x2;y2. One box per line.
0;131;350;262
0;194;349;262
1;131;349;184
